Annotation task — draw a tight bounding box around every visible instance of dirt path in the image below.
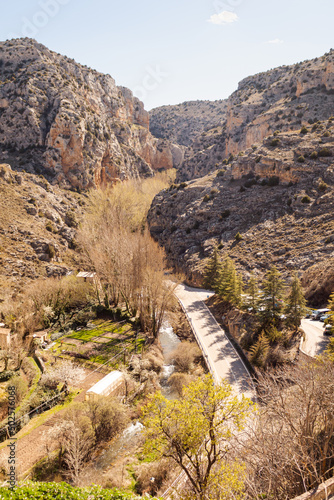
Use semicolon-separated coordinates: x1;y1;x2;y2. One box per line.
0;369;104;478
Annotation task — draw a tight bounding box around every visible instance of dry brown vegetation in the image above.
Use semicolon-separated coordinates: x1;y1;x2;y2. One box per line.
238;359;334;499
78;175;176;339
1;276;94;335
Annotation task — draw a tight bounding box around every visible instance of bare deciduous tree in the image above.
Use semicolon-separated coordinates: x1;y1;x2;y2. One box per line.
238;359;334;499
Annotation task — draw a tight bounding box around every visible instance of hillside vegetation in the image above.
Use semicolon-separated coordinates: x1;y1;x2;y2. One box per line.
148;120;334;304
150;50;334;182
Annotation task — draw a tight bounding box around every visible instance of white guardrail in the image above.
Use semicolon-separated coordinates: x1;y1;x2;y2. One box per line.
177;298;220;385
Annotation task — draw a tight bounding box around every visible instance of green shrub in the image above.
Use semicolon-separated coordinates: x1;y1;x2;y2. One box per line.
0;370;14;382
270;138;280;147
301;195;311;204
235;232;243;241
244;179;257;188
203;194;211;202
323;130;331;137
318;147;332;157
45;222;53;232
221;209;231;219
47;244;56;259
310;151;318;159
268;176;280;187
65;211;78;228
318;181;328;192
297;155;305;163
0;482;140;499
300;126;308;134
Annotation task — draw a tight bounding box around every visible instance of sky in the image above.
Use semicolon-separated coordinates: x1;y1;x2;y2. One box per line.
1;0;334;110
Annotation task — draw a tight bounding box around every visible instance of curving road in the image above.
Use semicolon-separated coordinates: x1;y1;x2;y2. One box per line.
301;319;330;357
173;283;255;401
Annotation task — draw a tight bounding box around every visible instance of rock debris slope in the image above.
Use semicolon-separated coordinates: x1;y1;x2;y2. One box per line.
148;121;334;303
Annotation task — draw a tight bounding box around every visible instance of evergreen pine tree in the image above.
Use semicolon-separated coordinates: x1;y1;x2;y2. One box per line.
218;257;243;307
245;273;260;312
217;257;233;299
203;247;222;292
328;293;334;332
284;272;307;330
259;266;285;325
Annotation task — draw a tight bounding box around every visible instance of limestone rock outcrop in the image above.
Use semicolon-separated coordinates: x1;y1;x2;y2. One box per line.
150;50;334;182
148;120;334;303
0;38;183;189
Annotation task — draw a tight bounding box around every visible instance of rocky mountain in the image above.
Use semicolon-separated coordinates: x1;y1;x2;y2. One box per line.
150;50;334;182
0;38;183;190
0;163;84;302
148;120;334;305
149;100;227;147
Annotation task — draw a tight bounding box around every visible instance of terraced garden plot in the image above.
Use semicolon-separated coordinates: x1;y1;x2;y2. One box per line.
52;320;145;366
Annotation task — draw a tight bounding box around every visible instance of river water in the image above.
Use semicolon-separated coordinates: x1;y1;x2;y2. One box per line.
94;321;180;471
159;322;180;399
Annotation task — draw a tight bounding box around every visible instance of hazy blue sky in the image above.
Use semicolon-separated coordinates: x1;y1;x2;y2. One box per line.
1;0;333;110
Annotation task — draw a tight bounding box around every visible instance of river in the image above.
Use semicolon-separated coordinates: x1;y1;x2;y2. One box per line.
94;321;180;471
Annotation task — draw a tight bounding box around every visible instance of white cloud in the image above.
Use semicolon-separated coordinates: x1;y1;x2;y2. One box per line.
266;38;284;44
208;11;239;25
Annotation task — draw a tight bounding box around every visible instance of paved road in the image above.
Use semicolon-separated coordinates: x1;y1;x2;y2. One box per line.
174;283;255;401
301;318;330;357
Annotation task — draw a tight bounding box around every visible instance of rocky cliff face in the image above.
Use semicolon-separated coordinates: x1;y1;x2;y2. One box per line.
149;100;228;147
148;120;334;303
0;163;86;301
0;38;183;189
150;50;334;182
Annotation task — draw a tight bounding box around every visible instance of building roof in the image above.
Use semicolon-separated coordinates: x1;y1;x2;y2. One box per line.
32;331;48;338
86;370;123;396
77;271;96;279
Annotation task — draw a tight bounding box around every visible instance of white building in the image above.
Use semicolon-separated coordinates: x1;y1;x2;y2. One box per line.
86;370;124;401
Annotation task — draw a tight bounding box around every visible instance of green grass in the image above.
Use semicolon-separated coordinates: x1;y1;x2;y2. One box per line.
52;320;145;368
66;320;131;342
0;391;78;452
0;481;155;499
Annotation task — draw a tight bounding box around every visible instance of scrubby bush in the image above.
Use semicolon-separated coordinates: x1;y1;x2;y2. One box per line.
300;126;308;134
168;372;193;397
235;232;243;241
310;151;318;159
0;482;140;499
318;180;328;192
318;147;332;157
169;341;202;373
301;195;311;204
297;155;305;163
9;375;28;404
221;209;231;219
270;138;280;147
268;176;280;187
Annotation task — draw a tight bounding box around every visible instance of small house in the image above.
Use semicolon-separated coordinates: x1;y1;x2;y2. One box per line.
29;331;48;344
77;271;97;283
86;371;124;401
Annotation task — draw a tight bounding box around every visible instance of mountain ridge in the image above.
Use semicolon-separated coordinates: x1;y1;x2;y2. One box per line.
0;38;183;190
149;49;334;182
